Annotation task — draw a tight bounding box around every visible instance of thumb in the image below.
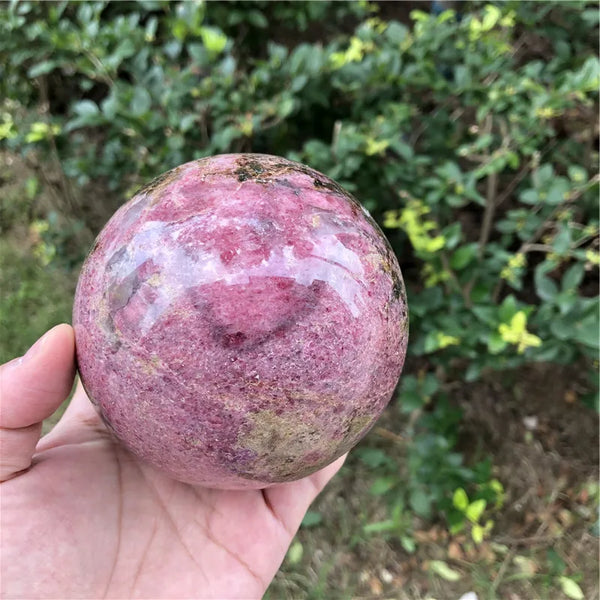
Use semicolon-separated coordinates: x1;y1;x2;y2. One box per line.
0;324;75;481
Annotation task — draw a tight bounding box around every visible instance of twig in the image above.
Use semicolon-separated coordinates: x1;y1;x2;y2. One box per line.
22;154;63;208
494;161;531;208
492;174;600;302
521;243;553;254
493;535;560;546
409;97;456;147
331;120;342;158
573;231;600;249
478;170;499;258
82;48;114;86
440;251;472;307
463;116;503;301
373;427;405;444
37;75;77;214
491;547;517;593
516;174;600;256
477;116;510;258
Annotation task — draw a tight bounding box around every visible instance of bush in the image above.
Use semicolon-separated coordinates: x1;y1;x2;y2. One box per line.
1;0;598;532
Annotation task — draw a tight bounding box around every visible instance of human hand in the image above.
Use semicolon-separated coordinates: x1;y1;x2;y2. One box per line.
0;325;344;599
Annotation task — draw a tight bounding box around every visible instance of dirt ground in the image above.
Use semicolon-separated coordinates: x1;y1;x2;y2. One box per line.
269;363;599;600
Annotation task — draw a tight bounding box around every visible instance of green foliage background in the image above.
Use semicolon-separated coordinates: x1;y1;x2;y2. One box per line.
1;1;598;597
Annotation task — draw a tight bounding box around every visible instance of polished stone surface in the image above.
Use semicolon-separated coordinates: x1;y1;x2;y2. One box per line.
73;154;408;488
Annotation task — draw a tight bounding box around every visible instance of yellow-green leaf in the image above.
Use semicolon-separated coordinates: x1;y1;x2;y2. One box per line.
365;138;390;156
498;311;542;353
472;524;484;544
200;26;227;55
287;541;303;565
559;576;584;600
383;210;401;229
429;560;462;582
25;121;61;143
453;488;469;511
465;499;486;524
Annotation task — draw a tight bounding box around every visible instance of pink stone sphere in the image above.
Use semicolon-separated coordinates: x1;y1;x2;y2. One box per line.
73;154;408;489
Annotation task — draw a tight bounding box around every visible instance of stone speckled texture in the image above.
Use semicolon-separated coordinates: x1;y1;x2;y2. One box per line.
73;154;408;489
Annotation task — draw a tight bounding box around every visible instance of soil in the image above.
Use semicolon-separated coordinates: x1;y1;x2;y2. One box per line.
271;362;599;599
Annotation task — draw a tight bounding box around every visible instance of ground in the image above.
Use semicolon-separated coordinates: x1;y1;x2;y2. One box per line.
266;361;598;600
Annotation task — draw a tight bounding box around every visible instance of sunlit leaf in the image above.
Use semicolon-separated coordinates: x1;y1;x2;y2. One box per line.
429;560;461;581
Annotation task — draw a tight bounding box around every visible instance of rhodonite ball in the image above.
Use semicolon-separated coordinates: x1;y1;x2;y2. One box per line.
73;154;408;489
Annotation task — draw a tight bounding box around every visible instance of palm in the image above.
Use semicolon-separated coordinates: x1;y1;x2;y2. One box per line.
0;326;343;599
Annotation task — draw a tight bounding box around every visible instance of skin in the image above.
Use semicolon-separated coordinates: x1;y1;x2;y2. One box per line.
0;324;345;599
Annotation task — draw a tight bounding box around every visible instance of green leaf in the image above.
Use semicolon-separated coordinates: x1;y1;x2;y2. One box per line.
471;523;484;544
465;362;482;382
550;317;573;341
400;375;418;392
108;39;136;68
450;244;477;270
25;176;39;200
389;138;414;161
247;10;268;28
546;178;570;205
554;290;577;315
572;314;600;348
442;222;463;249
363;519;396;534
73;100;99;117
180;114;197;133
287;541;303;565
409;489;432;517
472;305;495;325
386;21;408;44
562;264;584;291
172;19;188;41
25;121;61;143
163;40;182;59
532;164;554;188
201;26;227;54
567;165;587;184
498;295;518;323
553;227;571;254
400;536;416;553
101;94;119;119
519;189;538;204
437;161;462;183
370;476;396;496
28;60;58;78
558;576;584;600
583;8;600;26
429;560;461;582
546;548;566;575
130;87;152;117
301;511;323;528
488;331;507;354
357;448;391;468
453;488;469;511
421;373;440;397
400;390;425;412
277;97;295;119
535;266;558;301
